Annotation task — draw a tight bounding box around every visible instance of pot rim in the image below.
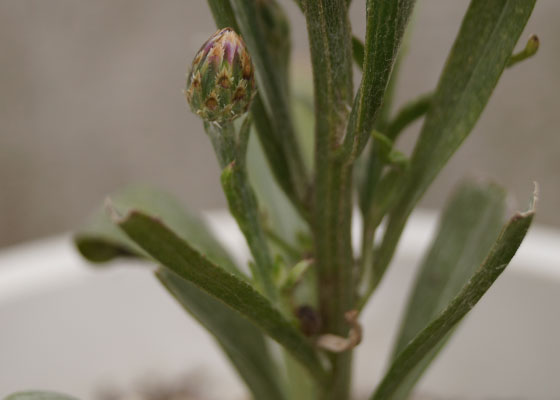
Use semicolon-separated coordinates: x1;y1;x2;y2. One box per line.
0;208;558;305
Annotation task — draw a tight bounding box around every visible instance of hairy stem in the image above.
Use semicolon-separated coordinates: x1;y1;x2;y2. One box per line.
207;0;310;221
302;0;354;398
205;121;278;302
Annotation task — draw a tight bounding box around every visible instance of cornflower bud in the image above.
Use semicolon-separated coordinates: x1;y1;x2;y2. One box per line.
186;28;256;123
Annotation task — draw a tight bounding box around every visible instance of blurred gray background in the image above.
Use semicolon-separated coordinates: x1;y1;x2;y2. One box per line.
0;0;558;248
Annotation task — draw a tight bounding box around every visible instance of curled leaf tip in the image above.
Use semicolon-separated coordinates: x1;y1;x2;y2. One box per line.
507;34;540;68
526;34;540;56
104;197;123;223
529;181;539;212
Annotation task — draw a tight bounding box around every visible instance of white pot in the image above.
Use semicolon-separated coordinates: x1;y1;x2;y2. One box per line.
1;210;559;399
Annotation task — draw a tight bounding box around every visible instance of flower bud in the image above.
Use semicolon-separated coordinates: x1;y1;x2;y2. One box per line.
186;28;256;123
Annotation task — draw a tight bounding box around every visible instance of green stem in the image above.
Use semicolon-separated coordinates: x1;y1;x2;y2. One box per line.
302;0;354;398
359;92;431;215
351;36;365;70
205;121;278;302
205;121;237;168
358;93;432;291
207;0;310;222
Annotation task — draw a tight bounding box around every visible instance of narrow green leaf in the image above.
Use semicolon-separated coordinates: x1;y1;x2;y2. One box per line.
384;92;432;141
389;181;507;399
157;268;286;400
341;0;416;161
370;132;408;167
352;36;365;70
74;185;288;400
370;191;536;400
113;208;328;384
4;392;78;400
207;0;306;217
357;167;403;294
74;185;238;274
229;0;309;207
366;169;403;232
206;0;237;28
402;0;536;205
255;0;291;86
246;128;309;260
370;0;536;297
356;15;415;230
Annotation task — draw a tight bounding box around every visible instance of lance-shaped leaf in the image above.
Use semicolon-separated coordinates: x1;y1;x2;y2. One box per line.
74;186;288;400
74;185;237;274
112;207;328;384
370;190;536;400
229;0;309;206
207;0;305;216
4;393;78;400
341;0;416;160
157;268;286;400
388;181;507;399
399;0;535;207
352;36;365;71
371;0;536;295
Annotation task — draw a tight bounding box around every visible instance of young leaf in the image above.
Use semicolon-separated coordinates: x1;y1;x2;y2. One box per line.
341;0;416;161
370;0;536;297
388;181;507;399
157;268;286;400
370;191;536;400
4;393;78;400
113;208;328;384
506;34;539;68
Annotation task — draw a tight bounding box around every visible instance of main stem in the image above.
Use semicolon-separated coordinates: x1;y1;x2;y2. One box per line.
314;158;354;400
302;1;354;398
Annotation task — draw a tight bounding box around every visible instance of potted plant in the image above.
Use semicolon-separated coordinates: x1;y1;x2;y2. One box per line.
5;0;543;399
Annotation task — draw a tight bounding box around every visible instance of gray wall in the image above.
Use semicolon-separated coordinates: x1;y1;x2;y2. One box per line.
1;1;558;248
